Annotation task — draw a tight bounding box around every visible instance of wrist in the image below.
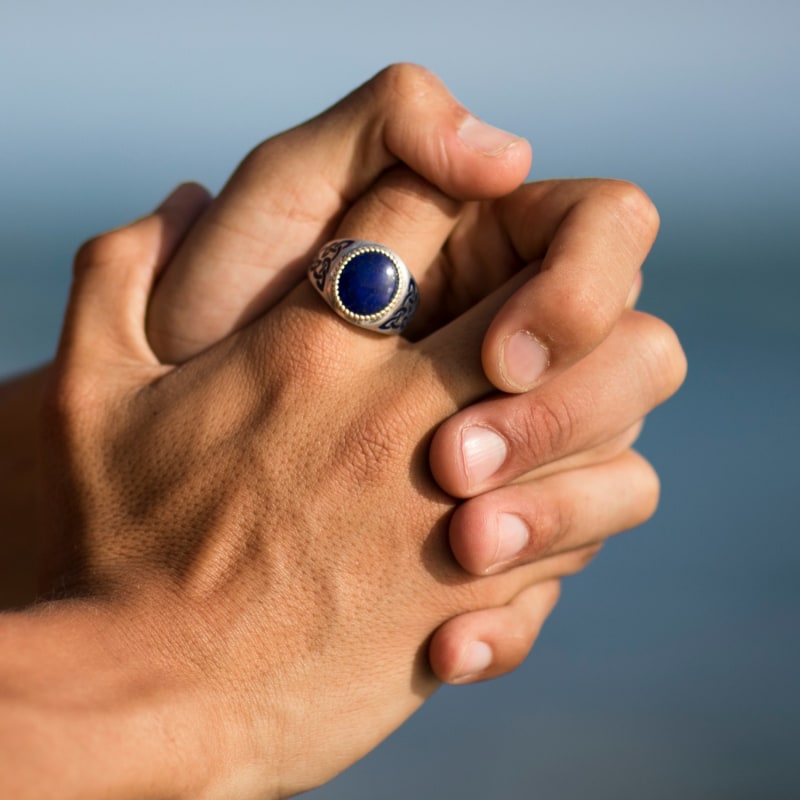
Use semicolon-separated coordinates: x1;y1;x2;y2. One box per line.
0;595;259;800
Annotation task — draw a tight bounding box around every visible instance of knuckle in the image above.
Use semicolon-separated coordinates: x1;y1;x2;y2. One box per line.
72;237;97;275
44;369;89;420
527;496;567;557
40;367;103;450
243;123;304;178
240;136;278;177
537;182;660;356
509;394;577;466
73;235;106;275
286;321;341;381
335;401;409;487
356;169;460;245
371;62;436;106
600;179;661;240
73;227;146;278
637;314;689;399
545;278;618;351
258;309;351;391
370;175;424;227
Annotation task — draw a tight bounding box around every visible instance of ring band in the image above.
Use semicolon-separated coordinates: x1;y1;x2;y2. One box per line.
308;239;419;334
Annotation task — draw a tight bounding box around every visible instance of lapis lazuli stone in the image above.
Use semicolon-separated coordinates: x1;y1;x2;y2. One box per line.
338;252;399;316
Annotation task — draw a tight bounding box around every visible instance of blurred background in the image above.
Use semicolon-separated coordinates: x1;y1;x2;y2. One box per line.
1;1;798;797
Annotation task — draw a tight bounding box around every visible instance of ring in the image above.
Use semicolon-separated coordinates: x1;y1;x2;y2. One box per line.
308;239;419;334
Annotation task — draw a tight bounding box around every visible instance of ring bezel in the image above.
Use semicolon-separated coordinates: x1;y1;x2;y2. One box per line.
308;239;419;335
331;245;404;322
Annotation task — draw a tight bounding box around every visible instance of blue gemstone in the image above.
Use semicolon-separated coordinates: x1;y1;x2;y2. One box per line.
338;251;399;316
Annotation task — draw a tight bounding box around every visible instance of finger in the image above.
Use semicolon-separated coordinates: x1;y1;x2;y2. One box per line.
263;162;471;367
59;183;211;371
228;166;465;383
428;309;687;497
450;449;659;576
332;166;465;339
148;63;531;363
429;579;561;684
515;419;644;483
475;179;660;392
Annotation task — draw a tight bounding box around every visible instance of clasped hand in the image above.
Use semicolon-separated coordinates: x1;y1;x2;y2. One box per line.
7;65;685;799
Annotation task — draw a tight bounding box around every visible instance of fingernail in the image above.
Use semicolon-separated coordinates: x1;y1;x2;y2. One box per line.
490;513;530;571
455;641;493;680
501;331;550;390
461;426;507;489
458;114;520;156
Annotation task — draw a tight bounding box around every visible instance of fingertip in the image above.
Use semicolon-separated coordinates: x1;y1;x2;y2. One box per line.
449;500;499;576
475;179;665;394
453;640;495;683
445;115;532;199
428;615;494;685
430;580;561;685
428;615;469;683
492;329;551;394
377;63;531;200
477;261;550;394
429;416;467;499
456;114;526;157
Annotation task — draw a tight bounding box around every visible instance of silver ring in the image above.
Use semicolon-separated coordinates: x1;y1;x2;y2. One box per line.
308;239;419;334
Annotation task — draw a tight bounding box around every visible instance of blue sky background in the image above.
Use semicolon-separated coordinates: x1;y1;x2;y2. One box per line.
1;2;798;797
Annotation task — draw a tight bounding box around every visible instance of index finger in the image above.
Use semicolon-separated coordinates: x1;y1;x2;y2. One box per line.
478;179;660;392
